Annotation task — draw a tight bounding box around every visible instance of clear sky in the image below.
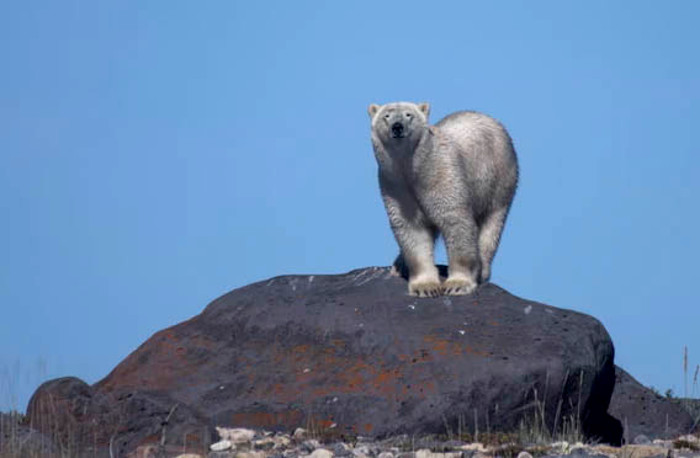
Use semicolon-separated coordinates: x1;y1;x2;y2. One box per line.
1;1;699;412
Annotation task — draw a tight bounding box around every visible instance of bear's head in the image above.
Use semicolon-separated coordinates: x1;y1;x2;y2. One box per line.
368;102;430;146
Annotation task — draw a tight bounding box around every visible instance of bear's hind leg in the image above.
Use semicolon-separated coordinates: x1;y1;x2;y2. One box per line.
478;207;509;283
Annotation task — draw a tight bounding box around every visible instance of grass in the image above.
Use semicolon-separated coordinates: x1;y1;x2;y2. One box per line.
513;370;585;447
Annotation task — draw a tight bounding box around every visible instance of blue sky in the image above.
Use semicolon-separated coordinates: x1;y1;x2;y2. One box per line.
1;1;699;411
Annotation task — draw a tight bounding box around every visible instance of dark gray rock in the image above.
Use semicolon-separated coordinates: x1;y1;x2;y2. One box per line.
332;442;354;456
27;266;623;454
609;365;694;440
26;376;212;457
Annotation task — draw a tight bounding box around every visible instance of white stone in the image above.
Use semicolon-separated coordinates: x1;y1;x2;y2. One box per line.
175;454;203;458
460;443;487;452
215;427;256;444
236;452;266;458
255;434;291;450
293;427;308;439
307;449;333;458
210;439;232;451
353;445;371;456
516;453;533;458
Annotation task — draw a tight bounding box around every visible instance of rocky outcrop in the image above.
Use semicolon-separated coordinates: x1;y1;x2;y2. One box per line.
26;267;623;455
609;366;696;440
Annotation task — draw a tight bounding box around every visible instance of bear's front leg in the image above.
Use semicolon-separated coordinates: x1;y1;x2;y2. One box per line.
393;226;440;298
381;189;441;297
440;213;481;295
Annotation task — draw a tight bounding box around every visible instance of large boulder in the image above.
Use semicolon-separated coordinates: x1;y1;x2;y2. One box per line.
609;365;695;440
27;266;622;455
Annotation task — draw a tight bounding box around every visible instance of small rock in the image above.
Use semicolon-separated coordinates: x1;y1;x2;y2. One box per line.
208;452;235;458
677;434;699;443
253;437;276;450
211;440;233;452
216;427;256;444
652;439;673;449
550;441;570;452
236;452;266;458
332;443;353;456
568;447;595;457
460;443;487;453
415;449;462;458
634;435;652;445
257;434;291;450
306;449;333;458
516;452;533;458
378;452;395;458
301;439;322;452
176;455;204;458
353;445;371;457
294;428;308;440
568;442;590;455
130;445;158;458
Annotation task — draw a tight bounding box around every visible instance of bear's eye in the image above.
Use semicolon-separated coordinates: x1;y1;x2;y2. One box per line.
405;113;412;118
384;114;391;119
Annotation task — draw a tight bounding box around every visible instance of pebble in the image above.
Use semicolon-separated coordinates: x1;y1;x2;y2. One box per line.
353;445;371;457
306;449;333;458
634;434;652;445
332;443;353;456
301;439;322;453
216;427;256;444
211;439;233;452
459;443;487;453
415;450;462;458
236;453;267;458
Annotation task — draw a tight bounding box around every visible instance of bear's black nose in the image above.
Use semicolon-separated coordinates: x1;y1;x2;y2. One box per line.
391;122;404;137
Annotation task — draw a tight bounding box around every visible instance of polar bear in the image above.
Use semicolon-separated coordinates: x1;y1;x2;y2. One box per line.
368;102;518;297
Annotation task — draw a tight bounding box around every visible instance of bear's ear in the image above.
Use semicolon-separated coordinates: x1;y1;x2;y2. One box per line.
368;104;381;119
418;102;430;118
